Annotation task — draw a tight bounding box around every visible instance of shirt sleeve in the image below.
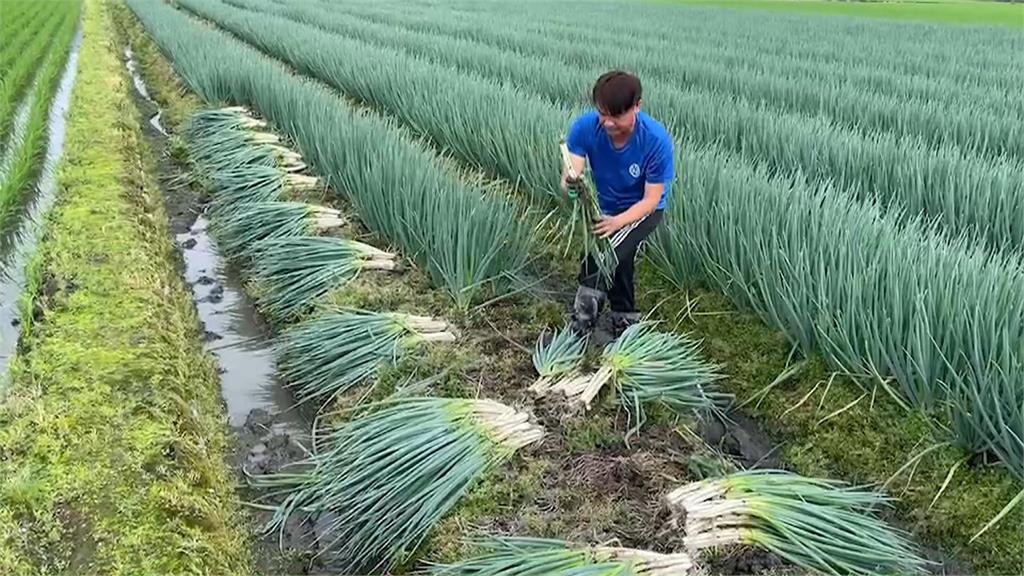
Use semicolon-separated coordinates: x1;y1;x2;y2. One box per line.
566;113;591;157
645;134;674;184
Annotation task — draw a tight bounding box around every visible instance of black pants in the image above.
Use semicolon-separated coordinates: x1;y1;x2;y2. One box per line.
577;210;663;314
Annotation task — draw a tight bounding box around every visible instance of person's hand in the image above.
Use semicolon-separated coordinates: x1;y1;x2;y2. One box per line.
592;215;626;238
560;169;580;198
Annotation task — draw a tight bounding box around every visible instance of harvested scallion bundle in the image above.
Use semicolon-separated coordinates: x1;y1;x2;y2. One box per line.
187;108;308;175
537;321;727;433
426;536;694;575
664;469;928;575
530;325;587;396
208;201;344;261
276;309;456;405
559;140;617;284
249;396;545;573
249;236;398;322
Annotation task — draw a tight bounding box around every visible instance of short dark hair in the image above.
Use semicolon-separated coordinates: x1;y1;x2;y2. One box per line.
592;70;642;116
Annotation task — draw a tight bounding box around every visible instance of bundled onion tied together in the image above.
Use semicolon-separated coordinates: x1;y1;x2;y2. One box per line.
276;308;457;405
248;396;544;573
531;321;729;436
249;236;399;323
663;470;928;575
426;536;694;575
207;200;344;261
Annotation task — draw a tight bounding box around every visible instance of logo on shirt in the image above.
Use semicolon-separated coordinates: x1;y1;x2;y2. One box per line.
628;163;641;178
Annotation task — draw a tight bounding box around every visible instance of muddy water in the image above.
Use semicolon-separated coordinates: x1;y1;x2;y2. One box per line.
122;44;303;434
175;215;301;429
123;46;167;136
0;25;83;382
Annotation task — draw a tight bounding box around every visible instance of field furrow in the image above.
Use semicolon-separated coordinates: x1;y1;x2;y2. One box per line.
174;0;1024;485
221;0;1024;259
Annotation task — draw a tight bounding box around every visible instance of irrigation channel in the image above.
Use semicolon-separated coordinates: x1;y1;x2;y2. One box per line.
121;41;321;570
0;24;83;381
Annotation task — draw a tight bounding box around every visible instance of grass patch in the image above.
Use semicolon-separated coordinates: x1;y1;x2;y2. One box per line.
0;0;250;572
652;0;1024;27
637;264;1023;575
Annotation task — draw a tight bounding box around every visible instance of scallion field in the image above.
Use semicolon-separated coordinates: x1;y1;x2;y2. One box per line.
0;0;1021;574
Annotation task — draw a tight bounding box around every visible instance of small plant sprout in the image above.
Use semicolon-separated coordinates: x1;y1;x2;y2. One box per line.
663;469;928;575
276;309;457;405
426;536;694;575
530;324;587;396
248;395;545;573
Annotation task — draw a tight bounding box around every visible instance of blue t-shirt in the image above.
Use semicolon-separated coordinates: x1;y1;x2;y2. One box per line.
566;110;674;216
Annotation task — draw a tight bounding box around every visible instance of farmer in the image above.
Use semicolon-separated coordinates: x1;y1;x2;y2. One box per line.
561;70;675;337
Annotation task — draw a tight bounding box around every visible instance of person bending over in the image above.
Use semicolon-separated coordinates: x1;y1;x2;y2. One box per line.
561;70;675;337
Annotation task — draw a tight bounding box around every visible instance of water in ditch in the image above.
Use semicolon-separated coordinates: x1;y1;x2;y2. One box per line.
0;25;83;382
123;44;304;436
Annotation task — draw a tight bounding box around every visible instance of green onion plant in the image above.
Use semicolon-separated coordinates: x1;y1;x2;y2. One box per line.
529;324;586;397
540;321;728;435
248;395;545;573
424;536;694;575
248;236;398;323
275;308;456;405
664;469;928;575
207;200;343;261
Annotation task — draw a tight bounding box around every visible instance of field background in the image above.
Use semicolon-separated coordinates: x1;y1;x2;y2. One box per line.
664;0;1024;27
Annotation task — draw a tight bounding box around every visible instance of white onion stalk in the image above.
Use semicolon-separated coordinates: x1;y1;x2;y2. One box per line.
285;173;320;192
594;546;695;575
308;205;345;231
472;400;546;451
247;131;281;144
394;312;458;343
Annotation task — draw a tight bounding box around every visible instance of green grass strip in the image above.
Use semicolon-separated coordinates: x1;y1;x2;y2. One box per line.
0;0;251;572
652;0;1024;29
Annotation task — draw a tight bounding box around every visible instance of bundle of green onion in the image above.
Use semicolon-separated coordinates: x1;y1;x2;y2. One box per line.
534;321;727;433
529;325;587;396
249;236;398;323
207;200;344;261
558;140;618;284
249;395;545;573
663;469;928;575
186;107;309;180
276;309;456;405
426;536;694;575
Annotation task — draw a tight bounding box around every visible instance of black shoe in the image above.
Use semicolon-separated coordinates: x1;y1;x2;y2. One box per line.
611;312;640;338
571;286;605;338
